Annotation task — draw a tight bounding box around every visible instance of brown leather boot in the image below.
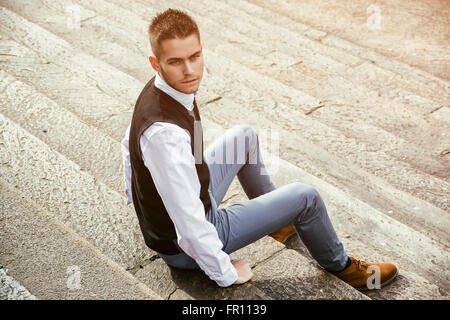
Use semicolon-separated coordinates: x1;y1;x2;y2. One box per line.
269;225;296;244
332;256;398;290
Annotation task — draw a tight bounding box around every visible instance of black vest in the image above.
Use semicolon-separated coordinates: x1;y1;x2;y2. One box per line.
129;76;212;255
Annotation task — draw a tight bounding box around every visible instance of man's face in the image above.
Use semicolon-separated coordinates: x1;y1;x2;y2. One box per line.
151;33;204;94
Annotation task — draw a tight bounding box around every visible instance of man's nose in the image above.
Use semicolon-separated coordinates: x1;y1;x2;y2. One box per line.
183;61;194;74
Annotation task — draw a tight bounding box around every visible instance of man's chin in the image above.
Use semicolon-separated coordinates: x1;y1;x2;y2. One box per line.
178;83;200;94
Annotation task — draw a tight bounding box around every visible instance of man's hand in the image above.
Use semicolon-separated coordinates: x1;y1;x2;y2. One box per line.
232;259;254;285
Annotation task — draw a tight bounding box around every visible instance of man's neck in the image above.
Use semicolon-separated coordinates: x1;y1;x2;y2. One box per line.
155;72;196;112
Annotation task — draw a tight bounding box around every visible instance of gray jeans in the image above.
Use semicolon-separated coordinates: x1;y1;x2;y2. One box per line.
159;125;348;272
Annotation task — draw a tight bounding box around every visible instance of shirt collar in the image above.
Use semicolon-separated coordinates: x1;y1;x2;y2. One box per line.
155;72;196;112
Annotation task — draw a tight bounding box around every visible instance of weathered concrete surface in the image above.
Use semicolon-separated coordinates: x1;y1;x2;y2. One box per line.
247;0;450;81
134;258;271;300
252;249;369;300
217;0;449;105
133;237;284;300
0;6;140;142
0;267;37;300
0;113;151;270
0;70;124;194
0;177;161;300
134;246;368;300
286;235;447;300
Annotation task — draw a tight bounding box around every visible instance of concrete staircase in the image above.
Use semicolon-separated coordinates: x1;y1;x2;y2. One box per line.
0;0;448;300
0;176;161;300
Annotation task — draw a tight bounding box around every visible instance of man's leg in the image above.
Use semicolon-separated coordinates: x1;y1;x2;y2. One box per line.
159;124;271;269
204;124;276;205
204;125;348;272
217;182;349;272
162;124;398;288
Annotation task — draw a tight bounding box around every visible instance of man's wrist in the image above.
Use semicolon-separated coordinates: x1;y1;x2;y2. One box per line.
215;262;238;287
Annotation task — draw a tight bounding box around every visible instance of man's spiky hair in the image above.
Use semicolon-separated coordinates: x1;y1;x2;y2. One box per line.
148;8;200;59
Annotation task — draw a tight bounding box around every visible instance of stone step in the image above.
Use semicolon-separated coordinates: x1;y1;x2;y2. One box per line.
1;1;447;240
285;236;446;300
0;5;446;298
252;248;444;300
125;0;449;130
133;247;369;300
138;0;448;115
0;267;37;300
218;0;449;105
245;0;450;82
0;176;162;300
0;69;124;194
0;28;135;145
0;110;151;270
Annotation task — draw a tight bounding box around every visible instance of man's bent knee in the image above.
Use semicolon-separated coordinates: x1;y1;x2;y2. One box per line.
225;124;258;165
291;182;325;211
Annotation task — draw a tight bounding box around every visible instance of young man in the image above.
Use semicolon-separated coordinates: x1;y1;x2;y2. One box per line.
121;9;398;289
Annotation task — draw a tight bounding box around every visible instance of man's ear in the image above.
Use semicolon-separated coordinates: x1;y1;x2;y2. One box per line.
149;56;160;72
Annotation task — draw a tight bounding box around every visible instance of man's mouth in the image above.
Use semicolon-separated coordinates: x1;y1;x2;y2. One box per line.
182;78;198;84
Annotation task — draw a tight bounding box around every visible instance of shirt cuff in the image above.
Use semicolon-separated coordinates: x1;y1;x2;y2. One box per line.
212;262;238;287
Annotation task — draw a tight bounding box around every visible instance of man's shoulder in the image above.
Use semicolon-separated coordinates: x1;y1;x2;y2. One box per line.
133;76;159;112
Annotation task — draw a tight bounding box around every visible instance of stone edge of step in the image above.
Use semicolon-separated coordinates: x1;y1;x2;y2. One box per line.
0;176;162;300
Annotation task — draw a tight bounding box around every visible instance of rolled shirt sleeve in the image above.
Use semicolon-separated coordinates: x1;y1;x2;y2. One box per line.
139;122;238;287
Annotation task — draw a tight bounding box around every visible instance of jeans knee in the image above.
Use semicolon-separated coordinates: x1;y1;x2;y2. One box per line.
293;182;316;195
232;124;257;141
306;185;321;200
230;124;258;162
292;183;324;209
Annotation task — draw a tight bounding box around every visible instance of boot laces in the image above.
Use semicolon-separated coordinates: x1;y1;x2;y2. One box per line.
352;256;371;272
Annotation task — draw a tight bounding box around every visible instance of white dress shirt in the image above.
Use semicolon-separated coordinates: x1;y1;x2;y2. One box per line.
121;73;238;287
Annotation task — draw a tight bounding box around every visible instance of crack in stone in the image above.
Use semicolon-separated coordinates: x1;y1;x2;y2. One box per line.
304;104;325;115
80;15;97;25
429;105;444;114
126;254;160;275
167;288;178;300
252;247;286;269
204;96;222;105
